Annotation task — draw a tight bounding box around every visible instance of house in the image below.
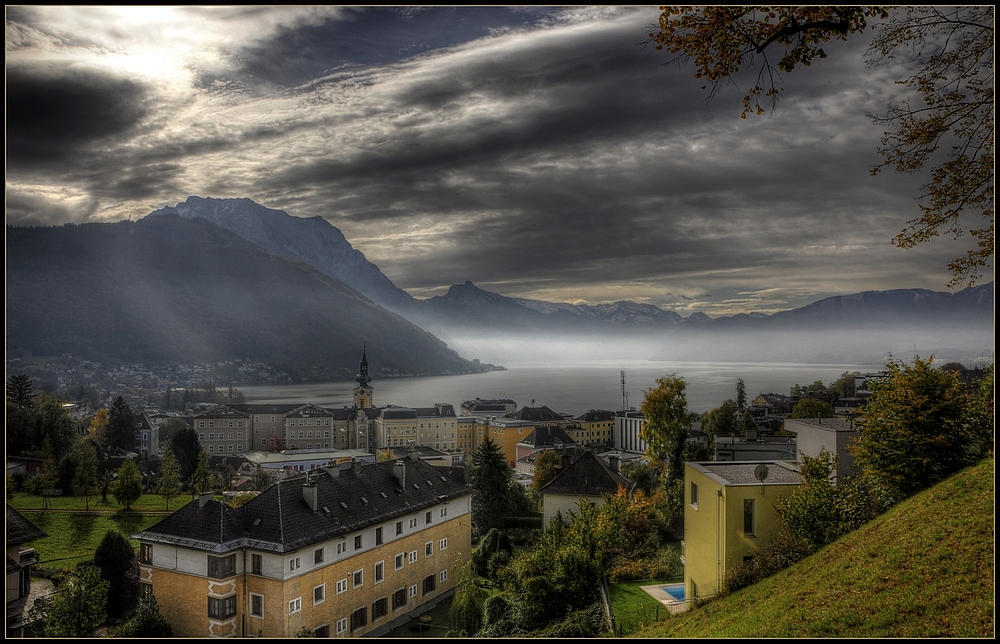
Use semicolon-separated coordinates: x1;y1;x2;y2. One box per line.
613;410;647;454
751;393;795;416
135;413;160;460
514;426;576;461
713;433;797;462
474;417;537;466
6;505;50;637
782;418;858;484
539;451;636;527
132;456;471;638
514;444;589;477
682;461;802;601
459;398;517;416
567;409;616;446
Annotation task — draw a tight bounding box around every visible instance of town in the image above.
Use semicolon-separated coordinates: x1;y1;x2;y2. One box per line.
7;348;993;637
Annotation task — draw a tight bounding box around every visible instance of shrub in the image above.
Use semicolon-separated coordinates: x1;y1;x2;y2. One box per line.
720;527;807;596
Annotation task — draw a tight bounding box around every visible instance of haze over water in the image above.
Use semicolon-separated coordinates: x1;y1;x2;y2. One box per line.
240;360;885;416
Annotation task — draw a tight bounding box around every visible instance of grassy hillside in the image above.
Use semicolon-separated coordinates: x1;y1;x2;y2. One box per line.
638;458;994;638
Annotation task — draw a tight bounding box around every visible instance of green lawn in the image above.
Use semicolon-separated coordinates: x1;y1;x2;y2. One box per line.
9;491;195;514
23;511;167;570
609;578;680;636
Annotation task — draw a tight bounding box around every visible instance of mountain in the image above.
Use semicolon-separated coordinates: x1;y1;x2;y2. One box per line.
5;216;490;380
147;196;416;312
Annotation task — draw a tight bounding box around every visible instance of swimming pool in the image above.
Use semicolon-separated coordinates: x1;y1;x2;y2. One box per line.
661;583;685;602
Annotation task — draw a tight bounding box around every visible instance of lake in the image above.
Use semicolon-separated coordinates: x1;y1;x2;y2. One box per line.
239;360;883;415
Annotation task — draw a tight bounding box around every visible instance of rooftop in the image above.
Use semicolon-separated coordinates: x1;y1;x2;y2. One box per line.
691;461;802;485
783;418;857;432
540;451;636;497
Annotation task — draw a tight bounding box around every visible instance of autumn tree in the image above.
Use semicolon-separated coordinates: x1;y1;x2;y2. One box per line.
851;355;979;496
650;6;994;285
157;450;181;510
830;371;860;400
640;375;691;485
531;450;563;492
701;399;740;436
113;458;144;510
88;408;109;445
789;398;836;419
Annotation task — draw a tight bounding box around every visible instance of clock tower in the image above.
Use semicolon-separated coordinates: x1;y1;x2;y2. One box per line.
353;345;373;409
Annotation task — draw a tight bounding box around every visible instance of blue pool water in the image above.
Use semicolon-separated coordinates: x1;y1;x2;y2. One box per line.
662;583;685;602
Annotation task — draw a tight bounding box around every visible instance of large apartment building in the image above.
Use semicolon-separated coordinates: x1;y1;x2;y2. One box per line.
133;456;471;638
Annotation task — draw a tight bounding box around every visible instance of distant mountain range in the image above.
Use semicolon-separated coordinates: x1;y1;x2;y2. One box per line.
6;216;490;380
7;196;993;373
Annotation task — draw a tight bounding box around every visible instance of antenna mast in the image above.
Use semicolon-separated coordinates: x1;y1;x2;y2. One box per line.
620;370;626;412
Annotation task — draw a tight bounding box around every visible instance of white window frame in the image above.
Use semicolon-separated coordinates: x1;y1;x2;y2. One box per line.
336;579;348;594
289;597;301;614
408;550;417;564
250;593;264;618
425;541;433;557
336;618;347;634
409;584;418;598
439;538;448;551
440;569;448;583
314;583;326;605
394;553;404;570
375;560;384;584
353;568;364;588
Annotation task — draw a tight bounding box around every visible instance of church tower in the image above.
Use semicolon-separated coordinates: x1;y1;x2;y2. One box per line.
353;345;373;409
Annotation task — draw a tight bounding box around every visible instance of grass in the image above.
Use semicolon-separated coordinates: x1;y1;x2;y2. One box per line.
9;491;195;514
383;596;455;638
23;511;167;570
609;578;680;636
637;458;995;638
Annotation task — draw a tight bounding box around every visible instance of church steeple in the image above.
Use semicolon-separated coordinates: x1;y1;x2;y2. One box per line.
353;344;373;409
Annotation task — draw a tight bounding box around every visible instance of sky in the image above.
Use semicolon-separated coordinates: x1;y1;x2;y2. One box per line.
6;6;992;317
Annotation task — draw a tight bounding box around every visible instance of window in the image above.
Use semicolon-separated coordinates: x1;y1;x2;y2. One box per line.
250;593;263;617
375;561;384;583
350;607;367;632
425;510;432;524
199;432;205;439
314;548;324;564
337;542;346;555
289;557;301;572
140;582;153;600
440;569;448;583
409;517;417;529
392;587;407;610
439;538;448;551
209;422;215;428
208;595;237;619
228;422;234;428
353;569;364;588
354;535;363;550
209;433;215;440
395;521;403;535
289;597;301;614
423;574;436;595
140;543;152;564
409;550;417;564
208;555;236;579
336;579;348;594
375;526;383;545
425;541;433;557
251;554;262;575
372;596;388;620
314;584;326;604
440;507;447;518
409;584;418;598
336;618;347;635
690;482;698;507
744;499;755;536
394;553;405;570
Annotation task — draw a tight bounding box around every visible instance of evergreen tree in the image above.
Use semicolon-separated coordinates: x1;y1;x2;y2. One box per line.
72;439;99;511
171;427;201;483
113;459;144;510
118;596;172;637
735;378;747;413
93;529;139;619
471;437;513;534
191;449;211;495
6;374;34;408
107;396;137;452
740;410;757;435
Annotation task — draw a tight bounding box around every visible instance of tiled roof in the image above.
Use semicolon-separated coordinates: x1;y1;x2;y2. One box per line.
134;458;470;554
574;409;616;422
194;404;251;420
539;451;635;497
6;505;47;547
508;406;564;422
231;403;301;416
285;404;337;418
695;461;802;485
519;426;575;448
379;406;417;420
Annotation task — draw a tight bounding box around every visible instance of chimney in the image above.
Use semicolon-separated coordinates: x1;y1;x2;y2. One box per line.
198;493;214;508
394;460;406;488
352;458;361;473
303;480;318;512
609;454;620;473
408;448;419;461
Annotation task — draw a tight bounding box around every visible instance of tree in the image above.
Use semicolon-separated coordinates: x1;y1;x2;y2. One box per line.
72;439;99;511
251;465;273;492
471;437;513;534
650;6;994;286
6;374;34;408
735;378;747;413
789;398;836;419
739;410;758;434
36;438;59;510
33;394;79;460
775;450;841;554
191;449;211;495
113;459;144;511
158;417;190;447
157;450;181;510
531;450;563;492
213;461;236;492
117;596;172;637
171;428;201;483
701;399;740;436
450;560;488;636
830;371;860;401
93;529;139;619
88;408;109;445
107;396;136;452
640;375;691;486
851;355;973;496
45;565;109;637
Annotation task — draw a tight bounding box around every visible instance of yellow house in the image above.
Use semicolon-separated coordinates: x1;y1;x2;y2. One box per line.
133;456;471;638
683;461;802;601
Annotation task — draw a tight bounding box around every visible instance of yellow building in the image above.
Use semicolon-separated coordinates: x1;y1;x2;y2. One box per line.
133;457;472;638
682;461;802;601
568;410;616;446
475;417;536;465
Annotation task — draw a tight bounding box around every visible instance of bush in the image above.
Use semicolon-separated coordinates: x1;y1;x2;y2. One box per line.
720;527;807;596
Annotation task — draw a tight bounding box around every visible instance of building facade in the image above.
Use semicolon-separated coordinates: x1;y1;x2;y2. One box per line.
133;457;471;638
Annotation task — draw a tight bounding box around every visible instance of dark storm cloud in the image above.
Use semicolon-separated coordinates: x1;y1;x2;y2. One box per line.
6;63;149;166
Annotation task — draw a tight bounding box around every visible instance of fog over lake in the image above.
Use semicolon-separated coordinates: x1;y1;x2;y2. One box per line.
240;359;887;416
